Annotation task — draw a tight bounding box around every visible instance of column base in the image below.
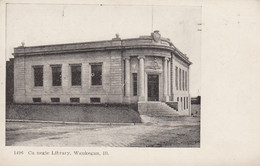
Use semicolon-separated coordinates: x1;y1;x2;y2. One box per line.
123;96;131;104
138;96;146;102
163;96;169;102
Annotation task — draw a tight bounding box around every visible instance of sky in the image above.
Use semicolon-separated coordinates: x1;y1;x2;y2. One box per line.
6;4;201;96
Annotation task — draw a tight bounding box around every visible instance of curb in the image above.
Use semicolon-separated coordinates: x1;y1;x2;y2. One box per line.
6;119;140;126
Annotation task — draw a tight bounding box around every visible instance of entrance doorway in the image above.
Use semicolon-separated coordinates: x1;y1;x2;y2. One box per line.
148;74;159;101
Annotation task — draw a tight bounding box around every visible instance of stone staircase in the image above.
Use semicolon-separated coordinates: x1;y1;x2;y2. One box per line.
138;102;187;119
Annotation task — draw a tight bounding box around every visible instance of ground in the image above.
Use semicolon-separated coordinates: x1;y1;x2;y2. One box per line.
6;115;200;147
6;104;141;123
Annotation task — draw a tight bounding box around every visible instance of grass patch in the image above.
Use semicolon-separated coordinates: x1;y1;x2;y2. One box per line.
6;104;142;123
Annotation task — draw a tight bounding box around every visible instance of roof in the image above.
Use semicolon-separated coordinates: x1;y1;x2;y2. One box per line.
13;32;192;65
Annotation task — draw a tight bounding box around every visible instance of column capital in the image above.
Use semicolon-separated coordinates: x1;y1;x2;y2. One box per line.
123;56;130;60
164;57;170;61
137;55;145;60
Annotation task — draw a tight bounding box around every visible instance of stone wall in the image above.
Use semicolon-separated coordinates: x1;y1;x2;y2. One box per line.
13;51;123;104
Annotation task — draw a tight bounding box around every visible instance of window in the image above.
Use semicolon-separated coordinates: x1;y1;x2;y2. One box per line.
90;98;101;103
51;65;62;86
179;68;181;91
70;98;80;103
182;70;184;91
185;71;187;91
133;73;137;96
71;65;81;86
51;98;60;102
91;64;102;85
184;97;186;109
33;98;41;103
33;66;43;87
177;97;179;101
181;97;183;110
175;67;178;90
186;97;189;109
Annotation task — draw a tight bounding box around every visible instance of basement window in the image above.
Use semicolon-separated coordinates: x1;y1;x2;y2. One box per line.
70;98;80;103
51;98;60;103
33;98;41;103
90;98;101;103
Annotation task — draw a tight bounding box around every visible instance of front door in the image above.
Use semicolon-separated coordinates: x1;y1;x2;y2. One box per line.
148;74;159;101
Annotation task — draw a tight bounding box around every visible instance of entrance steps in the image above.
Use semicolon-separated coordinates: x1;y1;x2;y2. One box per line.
138;102;187;119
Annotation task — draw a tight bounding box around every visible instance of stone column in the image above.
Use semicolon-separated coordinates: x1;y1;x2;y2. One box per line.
171;57;176;100
138;56;145;101
188;66;191;115
163;57;169;102
168;58;171;99
124;57;131;102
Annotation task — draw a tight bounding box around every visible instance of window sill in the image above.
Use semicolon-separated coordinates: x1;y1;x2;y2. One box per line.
91;85;103;88
33;86;44;90
71;85;82;88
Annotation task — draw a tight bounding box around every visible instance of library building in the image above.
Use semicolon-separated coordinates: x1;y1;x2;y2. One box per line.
13;31;192;115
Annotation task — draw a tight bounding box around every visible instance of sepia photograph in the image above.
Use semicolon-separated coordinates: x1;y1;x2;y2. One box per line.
1;0;260;165
5;4;201;147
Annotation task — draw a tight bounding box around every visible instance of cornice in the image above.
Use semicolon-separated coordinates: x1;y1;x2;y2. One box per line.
13;40;191;65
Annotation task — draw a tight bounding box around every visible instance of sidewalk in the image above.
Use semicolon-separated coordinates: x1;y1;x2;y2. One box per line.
6;116;200;147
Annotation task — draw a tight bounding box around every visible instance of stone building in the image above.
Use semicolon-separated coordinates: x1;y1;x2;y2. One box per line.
12;31;192;115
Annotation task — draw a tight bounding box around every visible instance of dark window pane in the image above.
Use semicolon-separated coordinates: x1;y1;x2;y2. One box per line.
91;64;102;85
52;66;62;86
33;98;41;103
71;65;81;86
90;98;100;103
182;70;184;90
175;67;178;90
186;97;189;109
185;71;187;91
70;98;80;103
179;69;181;91
184;97;186;109
133;73;137;96
51;98;60;102
34;67;43;87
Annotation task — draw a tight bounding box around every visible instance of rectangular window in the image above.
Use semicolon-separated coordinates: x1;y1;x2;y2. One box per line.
175;67;178;90
33;98;41;103
184;97;186;109
123;60;126;96
33;66;43;87
52;65;62;86
91;64;102;85
51;98;60;102
133;73;137;96
182;70;184;90
186;97;189;109
90;97;101;103
70;98;80;103
185;71;187;91
179;68;181;91
181;97;183;110
71;65;81;86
